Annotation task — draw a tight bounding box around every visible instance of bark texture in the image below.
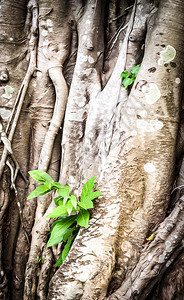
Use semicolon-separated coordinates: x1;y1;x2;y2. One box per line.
0;0;184;300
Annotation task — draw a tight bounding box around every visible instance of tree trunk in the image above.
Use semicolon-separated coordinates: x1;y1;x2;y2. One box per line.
0;0;184;299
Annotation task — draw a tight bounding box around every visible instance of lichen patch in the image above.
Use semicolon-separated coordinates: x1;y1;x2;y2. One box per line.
2;85;14;99
43;48;47;55
41;29;48;37
144;83;161;105
48;27;53;33
88;56;94;64
136;119;163;132
175;77;180;84
155;120;164;130
46;19;53;27
158;45;176;66
0;108;11;120
147;254;153;261
139;110;148;118
144;163;156;173
131;130;137;136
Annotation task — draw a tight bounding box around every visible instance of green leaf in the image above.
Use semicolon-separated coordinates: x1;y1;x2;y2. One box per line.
61;234;76;263
78;191;101;210
81;177;96;201
50;217;67;230
46;204;68;218
28;170;55;189
70;195;77;209
36;256;41;264
63;226;77;242
120;70;130;79
55;234;76;267
122;77;135;89
78;200;93;210
47;216;76;247
63;197;69;206
66;200;74;215
53;182;63;189
55;254;63;267
58;186;70;199
54;196;63;206
131;64;140;76
81;191;102;203
76;210;90;227
27;185;51;199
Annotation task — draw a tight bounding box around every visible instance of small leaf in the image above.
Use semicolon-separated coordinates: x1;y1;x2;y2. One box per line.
54;196;63;206
63;226;76;242
28;170;55;186
47;216;76;247
53;182;63;189
41;257;46;264
122;77;135;89
78;200;93;210
70;195;77;209
55;254;63;267
81;177;96;201
46;205;68;218
66;200;74;215
60;235;76;263
63;197;68;206
55;234;76;267
51;217;68;230
27;185;51;199
76;210;90;227
120;70;130;79
131;64;140;76
78;191;101;209
58;186;70;198
81;191;102;204
36;256;41;264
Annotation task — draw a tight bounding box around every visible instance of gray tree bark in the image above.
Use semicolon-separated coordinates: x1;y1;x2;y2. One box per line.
0;0;184;299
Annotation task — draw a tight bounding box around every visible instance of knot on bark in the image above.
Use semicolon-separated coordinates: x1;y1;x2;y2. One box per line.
0;68;9;83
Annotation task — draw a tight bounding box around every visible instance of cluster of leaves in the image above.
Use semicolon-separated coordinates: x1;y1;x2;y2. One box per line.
120;64;140;89
28;170;102;267
36;256;46;265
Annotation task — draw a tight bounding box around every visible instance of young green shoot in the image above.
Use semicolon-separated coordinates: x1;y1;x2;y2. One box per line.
28;171;102;267
120;64;140;89
36;256;46;265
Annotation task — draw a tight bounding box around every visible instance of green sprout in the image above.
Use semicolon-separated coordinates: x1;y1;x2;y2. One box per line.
120;64;140;89
36;256;46;265
28;171;102;267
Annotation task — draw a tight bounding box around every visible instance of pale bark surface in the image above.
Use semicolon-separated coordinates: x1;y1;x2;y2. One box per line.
0;0;184;299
